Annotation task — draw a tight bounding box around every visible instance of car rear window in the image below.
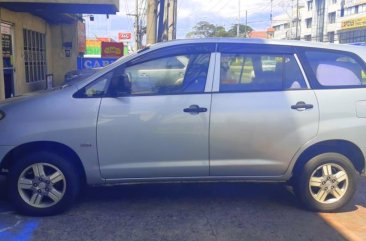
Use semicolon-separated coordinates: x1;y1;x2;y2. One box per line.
219;53;307;92
304;50;366;88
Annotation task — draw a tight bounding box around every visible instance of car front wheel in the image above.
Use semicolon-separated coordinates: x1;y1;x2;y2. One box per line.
294;152;357;212
8;152;80;216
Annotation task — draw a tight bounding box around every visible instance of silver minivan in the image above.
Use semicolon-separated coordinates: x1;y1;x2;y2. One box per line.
1;38;366;216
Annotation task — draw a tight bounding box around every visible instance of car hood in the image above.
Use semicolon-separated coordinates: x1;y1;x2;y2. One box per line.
0;86;77;108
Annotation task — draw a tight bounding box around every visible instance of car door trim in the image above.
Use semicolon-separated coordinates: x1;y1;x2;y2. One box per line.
294;53;311;89
204;52;217;93
212;52;221;92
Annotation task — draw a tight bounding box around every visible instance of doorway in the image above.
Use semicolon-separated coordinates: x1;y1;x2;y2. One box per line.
1;22;15;98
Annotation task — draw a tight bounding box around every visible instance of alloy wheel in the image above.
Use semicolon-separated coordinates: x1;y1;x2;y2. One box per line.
308;163;348;204
17;163;66;208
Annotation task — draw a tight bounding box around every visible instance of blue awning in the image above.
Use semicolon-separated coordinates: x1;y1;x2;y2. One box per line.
0;2;119;23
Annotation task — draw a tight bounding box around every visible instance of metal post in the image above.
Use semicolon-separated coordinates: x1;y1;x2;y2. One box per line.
270;0;273;26
147;0;157;44
245;10;247;38
237;0;241;37
157;0;165;42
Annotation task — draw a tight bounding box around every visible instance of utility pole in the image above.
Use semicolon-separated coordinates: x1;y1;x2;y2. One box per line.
146;0;157;44
237;0;241;37
127;0;141;50
157;0;165;42
167;0;177;40
135;0;140;50
295;0;299;40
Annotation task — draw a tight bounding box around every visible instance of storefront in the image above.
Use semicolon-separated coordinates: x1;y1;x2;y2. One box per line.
339;16;366;44
0;0;119;100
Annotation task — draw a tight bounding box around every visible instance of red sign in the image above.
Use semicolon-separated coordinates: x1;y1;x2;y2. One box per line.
118;32;132;41
101;42;124;58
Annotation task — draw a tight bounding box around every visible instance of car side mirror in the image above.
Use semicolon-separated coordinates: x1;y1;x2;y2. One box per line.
109;74;132;97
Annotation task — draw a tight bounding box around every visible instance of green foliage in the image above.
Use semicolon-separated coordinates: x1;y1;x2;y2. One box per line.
186;21;253;38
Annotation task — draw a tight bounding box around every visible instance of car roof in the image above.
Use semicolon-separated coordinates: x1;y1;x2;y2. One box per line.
146;38;364;53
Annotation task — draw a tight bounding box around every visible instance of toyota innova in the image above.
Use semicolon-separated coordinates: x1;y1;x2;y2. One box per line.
1;39;366;215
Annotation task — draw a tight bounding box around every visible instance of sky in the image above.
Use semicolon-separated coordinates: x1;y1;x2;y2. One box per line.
86;0;297;42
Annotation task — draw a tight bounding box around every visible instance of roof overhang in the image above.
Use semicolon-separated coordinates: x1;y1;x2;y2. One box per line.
0;0;119;23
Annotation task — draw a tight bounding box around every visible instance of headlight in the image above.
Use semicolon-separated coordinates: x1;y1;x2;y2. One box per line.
0;111;5;120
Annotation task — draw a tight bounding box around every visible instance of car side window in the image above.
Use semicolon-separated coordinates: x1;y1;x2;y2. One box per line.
109;54;211;96
80;71;113;98
304;50;366;87
219;53;307;92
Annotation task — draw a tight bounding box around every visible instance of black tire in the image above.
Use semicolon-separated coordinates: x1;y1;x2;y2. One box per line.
293;152;357;212
8;151;80;216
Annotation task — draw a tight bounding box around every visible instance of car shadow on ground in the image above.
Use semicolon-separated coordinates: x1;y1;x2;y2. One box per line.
0;177;355;241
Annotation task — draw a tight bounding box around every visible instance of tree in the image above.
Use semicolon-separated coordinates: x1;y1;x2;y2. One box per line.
186;21;217;38
227;24;253;37
186;21;253;38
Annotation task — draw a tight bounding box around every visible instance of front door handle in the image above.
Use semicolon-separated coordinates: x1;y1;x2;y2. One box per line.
291;101;314;111
184;105;207;114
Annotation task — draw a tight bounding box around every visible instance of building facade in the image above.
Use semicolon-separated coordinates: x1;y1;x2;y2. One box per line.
0;0;119;101
272;0;366;45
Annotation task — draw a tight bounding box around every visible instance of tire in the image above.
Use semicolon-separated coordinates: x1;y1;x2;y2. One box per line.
8;151;80;216
293;152;357;212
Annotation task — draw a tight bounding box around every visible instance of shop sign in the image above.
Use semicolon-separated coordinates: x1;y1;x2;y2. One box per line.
118;32;132;41
1;23;11;35
341;16;366;30
86;39;101;55
101;42;124;58
2;34;12;56
77;57;117;70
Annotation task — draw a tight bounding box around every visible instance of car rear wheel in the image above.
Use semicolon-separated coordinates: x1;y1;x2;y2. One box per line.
8;152;80;216
294;152;357;212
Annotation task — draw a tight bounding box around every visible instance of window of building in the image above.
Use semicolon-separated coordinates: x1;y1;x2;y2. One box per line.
284;23;290;29
328;12;336;24
339;29;366;44
219;54;307;92
328;32;335;43
23;29;47;83
304;50;366;87
306;18;312;28
359;4;366;13
345;6;356;16
332;0;337;4
307;0;313;11
304;35;312;41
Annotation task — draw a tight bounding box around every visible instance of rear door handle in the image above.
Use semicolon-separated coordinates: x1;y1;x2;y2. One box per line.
184;105;207;114
291;101;314;111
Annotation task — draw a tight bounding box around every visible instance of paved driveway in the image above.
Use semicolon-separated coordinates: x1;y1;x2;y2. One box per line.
1;176;366;241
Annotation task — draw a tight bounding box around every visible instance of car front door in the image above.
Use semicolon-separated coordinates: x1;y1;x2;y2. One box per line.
209;44;319;177
96;44;215;179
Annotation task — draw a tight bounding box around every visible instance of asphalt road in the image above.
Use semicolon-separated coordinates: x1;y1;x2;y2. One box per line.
1;176;366;241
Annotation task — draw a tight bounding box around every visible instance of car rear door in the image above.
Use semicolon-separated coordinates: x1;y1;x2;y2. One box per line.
209;44;319;177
